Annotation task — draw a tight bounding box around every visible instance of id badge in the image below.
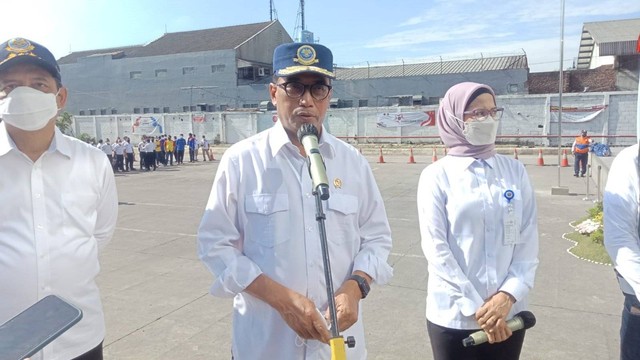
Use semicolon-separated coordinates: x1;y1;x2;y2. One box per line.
503;190;519;245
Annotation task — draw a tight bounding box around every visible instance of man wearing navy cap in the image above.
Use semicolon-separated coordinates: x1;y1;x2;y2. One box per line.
198;42;393;359
0;38;118;359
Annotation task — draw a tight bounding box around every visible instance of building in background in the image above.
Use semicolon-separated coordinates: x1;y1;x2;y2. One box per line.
59;20;529;115
59;21;292;115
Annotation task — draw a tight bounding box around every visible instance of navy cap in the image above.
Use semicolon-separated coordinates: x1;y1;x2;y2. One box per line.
273;42;335;79
0;38;61;82
581;129;588;135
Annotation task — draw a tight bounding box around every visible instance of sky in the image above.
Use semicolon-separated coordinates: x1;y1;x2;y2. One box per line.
2;0;639;73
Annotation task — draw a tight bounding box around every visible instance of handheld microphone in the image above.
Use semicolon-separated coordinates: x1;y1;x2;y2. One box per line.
462;311;536;347
297;123;330;200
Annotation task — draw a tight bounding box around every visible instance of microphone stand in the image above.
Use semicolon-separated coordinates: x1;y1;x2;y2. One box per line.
312;186;355;359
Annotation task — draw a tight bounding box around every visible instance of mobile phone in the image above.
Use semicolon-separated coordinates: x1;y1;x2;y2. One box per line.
0;295;83;360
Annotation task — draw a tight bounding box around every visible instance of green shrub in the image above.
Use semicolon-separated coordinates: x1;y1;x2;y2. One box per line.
590;227;604;245
587;201;603;219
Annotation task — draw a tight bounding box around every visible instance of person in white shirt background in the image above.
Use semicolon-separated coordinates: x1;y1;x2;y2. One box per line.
604;144;640;360
417;82;539;360
197;42;393;360
0;37;118;359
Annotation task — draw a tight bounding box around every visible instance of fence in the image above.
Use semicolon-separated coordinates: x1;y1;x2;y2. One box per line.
70;91;638;147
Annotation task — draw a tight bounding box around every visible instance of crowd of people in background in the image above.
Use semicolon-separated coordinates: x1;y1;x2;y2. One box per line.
95;133;215;172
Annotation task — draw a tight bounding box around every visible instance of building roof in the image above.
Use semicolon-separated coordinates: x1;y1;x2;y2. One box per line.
577;18;640;69
58;21;276;64
335;55;528;80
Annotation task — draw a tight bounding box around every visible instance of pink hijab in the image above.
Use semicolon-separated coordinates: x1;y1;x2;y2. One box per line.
437;82;497;159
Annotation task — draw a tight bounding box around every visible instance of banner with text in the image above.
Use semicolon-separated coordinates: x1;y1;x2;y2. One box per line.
131;115;164;135
376;111;436;128
549;104;607;123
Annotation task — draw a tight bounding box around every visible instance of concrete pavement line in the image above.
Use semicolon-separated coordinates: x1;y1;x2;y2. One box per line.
104;292;210;348
116;227;197;237
119;201;204;209
390;252;423;259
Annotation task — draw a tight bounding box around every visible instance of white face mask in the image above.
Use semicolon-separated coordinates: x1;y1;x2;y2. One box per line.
0;86;59;131
463;118;499;145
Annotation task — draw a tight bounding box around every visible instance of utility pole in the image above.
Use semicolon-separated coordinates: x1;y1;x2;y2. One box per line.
300;0;305;31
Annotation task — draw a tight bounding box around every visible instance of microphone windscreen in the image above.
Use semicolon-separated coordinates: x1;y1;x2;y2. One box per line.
298;123;318;142
516;311;536;329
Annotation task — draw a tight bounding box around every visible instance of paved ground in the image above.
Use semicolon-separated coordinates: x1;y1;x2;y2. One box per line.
99;149;623;360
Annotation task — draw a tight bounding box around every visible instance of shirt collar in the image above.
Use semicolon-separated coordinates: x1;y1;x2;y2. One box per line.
0;122;71;159
269;120;336;159
446;154;495;172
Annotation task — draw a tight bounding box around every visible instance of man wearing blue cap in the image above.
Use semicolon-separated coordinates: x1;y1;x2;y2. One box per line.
198;42;393;359
0;38;118;359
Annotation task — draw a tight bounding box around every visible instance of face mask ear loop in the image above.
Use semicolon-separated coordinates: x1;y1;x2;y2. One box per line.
446;110;466;132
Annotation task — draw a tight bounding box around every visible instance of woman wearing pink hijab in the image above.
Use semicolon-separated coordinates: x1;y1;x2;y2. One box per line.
417;82;539;360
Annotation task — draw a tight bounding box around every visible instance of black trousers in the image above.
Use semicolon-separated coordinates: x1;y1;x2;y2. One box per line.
427;320;525;360
125;153;134;170
71;341;103;360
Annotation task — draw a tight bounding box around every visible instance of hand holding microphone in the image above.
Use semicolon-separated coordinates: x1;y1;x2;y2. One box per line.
297;123;330;200
462;311;536;347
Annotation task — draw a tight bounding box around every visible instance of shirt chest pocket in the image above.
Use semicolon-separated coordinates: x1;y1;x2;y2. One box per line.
325;193;358;245
245;193;290;247
62;192;98;237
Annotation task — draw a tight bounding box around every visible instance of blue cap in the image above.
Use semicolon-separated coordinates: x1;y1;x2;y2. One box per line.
273;42;335;79
0;38;61;82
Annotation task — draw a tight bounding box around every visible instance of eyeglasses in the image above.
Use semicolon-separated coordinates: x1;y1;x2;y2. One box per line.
463;107;504;121
276;81;332;101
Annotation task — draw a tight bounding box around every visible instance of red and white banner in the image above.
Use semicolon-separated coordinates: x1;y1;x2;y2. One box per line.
549;105;607;123
192;113;205;123
376;111;435;128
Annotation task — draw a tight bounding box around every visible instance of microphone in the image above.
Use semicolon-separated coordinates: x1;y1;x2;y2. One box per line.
462;311;536;347
297;123;330;200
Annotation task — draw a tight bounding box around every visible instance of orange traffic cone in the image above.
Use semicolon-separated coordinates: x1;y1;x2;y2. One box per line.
561;149;569;167
408;148;416;164
514;148;519;160
431;148;438;163
537;149;545;166
378;147;385;163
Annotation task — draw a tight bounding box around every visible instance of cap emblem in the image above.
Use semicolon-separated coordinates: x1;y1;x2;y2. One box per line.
294;45;319;66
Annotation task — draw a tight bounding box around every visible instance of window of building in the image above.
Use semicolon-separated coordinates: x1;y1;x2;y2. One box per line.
183;66;196;75
163;107;170;113
207;105;216;112
133;107;140;114
508;84;519;93
342;100;353;108
89;109;97;115
153;107;160;113
190;105;197;111
100;109;107;115
155;69;167;78
183;106;190;112
143;107;150;114
79;110;86;116
130;71;142;79
238;67;254;79
211;64;226;73
358;99;368;107
220;104;229;111
111;109;118;114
